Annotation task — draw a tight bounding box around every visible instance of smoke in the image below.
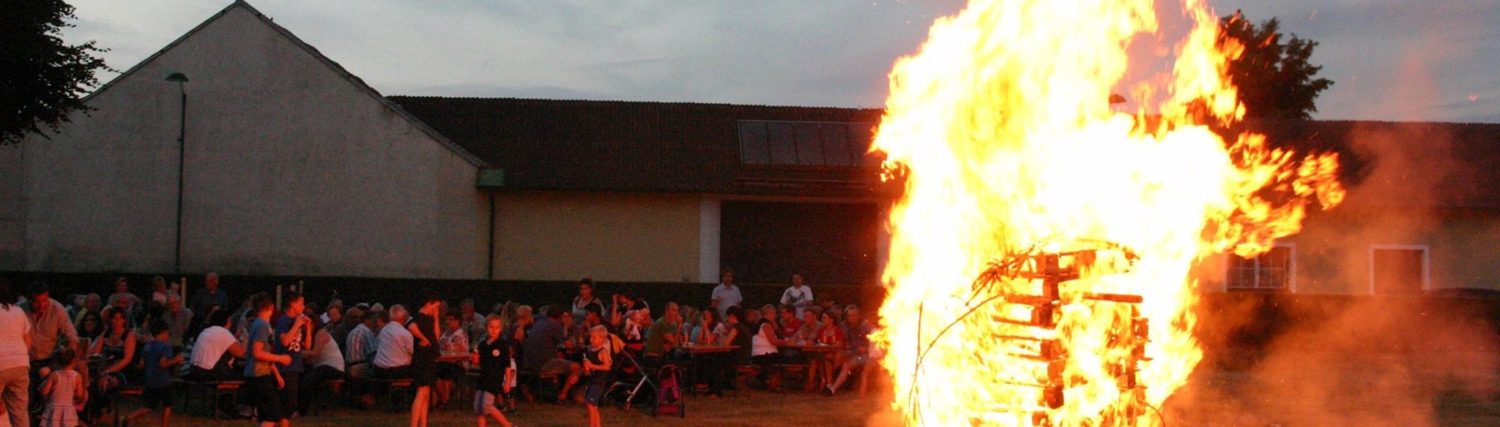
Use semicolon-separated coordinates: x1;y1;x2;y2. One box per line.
1172;121;1500;426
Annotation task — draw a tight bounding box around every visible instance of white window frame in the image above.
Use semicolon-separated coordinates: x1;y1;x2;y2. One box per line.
1367;244;1430;295
1222;243;1297;293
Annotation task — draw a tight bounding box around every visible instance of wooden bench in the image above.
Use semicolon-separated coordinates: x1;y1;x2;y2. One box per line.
367;377;414;410
175;379;245;419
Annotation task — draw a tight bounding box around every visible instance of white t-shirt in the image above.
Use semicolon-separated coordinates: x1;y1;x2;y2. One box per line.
190;326;238;370
308;328;345;372
0;305;32;370
374;321;413;369
710;284;743;317
750;323;779;357
780;286;814;316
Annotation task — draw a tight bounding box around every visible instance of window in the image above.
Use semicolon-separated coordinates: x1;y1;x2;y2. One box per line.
1369;245;1428;295
737;120;877;167
1227;245;1294;291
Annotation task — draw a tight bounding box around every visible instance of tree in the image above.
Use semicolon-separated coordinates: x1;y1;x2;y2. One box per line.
1219;10;1333;120
1;0;109;144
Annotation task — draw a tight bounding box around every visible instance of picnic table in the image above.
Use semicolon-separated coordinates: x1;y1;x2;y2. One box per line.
779;342;845;392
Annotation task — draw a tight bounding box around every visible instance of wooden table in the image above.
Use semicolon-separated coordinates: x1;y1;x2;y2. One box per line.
779;344;845;392
680;344;738;355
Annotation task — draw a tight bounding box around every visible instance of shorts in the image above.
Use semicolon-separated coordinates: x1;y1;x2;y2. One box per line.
539;358;577;378
473;390;500;415
247;375;287;422
143;386;172;409
584;382;607;406
844;354;870;368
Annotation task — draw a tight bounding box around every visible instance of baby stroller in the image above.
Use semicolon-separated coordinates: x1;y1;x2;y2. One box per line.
604;336;655;411
651;364;685;418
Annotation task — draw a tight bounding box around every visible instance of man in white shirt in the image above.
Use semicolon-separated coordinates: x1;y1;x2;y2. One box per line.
709;268;743;319
373;305;414;377
186;309;245;381
780;273;815;317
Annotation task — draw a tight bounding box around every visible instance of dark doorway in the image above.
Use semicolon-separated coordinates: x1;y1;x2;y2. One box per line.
720;201;880;286
1372;247;1426;295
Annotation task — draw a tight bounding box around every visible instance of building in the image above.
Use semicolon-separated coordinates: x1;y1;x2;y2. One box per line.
3;1;1496;294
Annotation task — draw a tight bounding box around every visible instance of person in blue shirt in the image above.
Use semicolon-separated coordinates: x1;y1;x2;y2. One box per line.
244;293;292;427
129;319;183;427
273;292;313;419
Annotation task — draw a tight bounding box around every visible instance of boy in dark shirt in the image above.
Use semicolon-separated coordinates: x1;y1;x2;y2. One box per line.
131;319;184;427
471;314;515;427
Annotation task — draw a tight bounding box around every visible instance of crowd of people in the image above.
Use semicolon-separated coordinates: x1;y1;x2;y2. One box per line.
0;268;880;427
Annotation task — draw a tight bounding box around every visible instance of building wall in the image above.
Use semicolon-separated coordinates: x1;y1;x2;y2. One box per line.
493;192;702;282
0;145;22;270
13;6;488;278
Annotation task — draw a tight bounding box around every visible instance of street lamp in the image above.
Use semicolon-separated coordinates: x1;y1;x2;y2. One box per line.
165;71;188;273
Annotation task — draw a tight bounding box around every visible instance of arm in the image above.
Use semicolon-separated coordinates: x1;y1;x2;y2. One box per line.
407;322;431;347
225;341;247;359
40;373;55;397
253;338;292;366
161;351;185;368
58;306;79;348
105;332;137;373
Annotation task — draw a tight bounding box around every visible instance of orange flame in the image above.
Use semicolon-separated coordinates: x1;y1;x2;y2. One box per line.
871;0;1343;425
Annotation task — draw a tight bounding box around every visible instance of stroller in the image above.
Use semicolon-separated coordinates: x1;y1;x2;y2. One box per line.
652;364;685;418
604;337;655;411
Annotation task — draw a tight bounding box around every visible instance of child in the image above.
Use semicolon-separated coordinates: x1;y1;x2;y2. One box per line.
132;319;184;427
471;314;514;427
581;325;613;427
40;348;85;427
245;293;293;427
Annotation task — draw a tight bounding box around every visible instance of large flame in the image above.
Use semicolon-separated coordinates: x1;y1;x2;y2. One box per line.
872;0;1343;426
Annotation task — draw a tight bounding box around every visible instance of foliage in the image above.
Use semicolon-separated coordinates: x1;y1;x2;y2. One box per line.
1219;10;1334;120
1;0;109;144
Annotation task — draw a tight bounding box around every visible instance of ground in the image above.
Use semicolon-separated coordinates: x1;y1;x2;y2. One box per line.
117;354;1498;426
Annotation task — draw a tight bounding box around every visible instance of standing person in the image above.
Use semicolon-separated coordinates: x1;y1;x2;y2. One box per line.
129;320;182;427
189;273;229;320
570;278;603;321
244;293;293;427
273;292;312;419
471;315;514;427
581;326;612;427
38;348;81;427
23;282;79;368
780;273;815;317
0;280;32;427
709;269;742;319
407;292;442;427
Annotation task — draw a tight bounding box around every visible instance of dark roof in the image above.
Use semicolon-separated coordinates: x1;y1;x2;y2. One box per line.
389;96;887;198
1239;120;1500;210
389;96;1500;209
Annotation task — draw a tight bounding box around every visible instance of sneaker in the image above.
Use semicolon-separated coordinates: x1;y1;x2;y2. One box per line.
824;385;836;396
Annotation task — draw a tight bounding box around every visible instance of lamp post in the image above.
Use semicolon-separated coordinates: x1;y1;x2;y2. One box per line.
165;72;189;273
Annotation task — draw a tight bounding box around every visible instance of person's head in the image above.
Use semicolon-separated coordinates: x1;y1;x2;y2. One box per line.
416;289;441;316
84;293;102;310
725;306;742;325
389;304;409;324
589;325;608;347
844;305;861;324
167;294;183;312
209;307;234;329
701;309;717;326
81;311;104;334
558;310;574;327
745;309;761;324
152;276;167;292
374;309;391;327
578;278;594;299
148;319;169;340
205;272;219;290
251;293;275;319
516;305;533;323
54;347;77;370
544;304;566;321
791;272;804;287
104;307;128;333
779;305;796;322
283;291;305;317
344;307;365;326
830;305;844;321
28;281;51;308
325;302;343;323
583;304;603;325
759;304;776;322
113;277;129;294
720;268;734;286
819;310;836;326
460;298;476;316
485;314;503;340
802;309;817;325
443;311;460;331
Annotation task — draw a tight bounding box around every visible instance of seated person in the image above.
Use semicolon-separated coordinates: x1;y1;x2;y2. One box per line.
373;305;414;378
825;305;876;395
185;309;246;382
520;306;580;402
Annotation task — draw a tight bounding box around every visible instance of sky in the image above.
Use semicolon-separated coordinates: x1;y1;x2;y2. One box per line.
63;0;1500;123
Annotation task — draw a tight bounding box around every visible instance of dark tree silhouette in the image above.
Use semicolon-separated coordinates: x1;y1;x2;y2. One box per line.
1219;10;1334;120
1;0;108;144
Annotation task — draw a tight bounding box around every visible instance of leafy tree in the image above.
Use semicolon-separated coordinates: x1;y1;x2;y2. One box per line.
1219;10;1333;120
1;0;108;144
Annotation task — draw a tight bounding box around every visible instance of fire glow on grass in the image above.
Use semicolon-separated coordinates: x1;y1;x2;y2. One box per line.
871;0;1344;426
